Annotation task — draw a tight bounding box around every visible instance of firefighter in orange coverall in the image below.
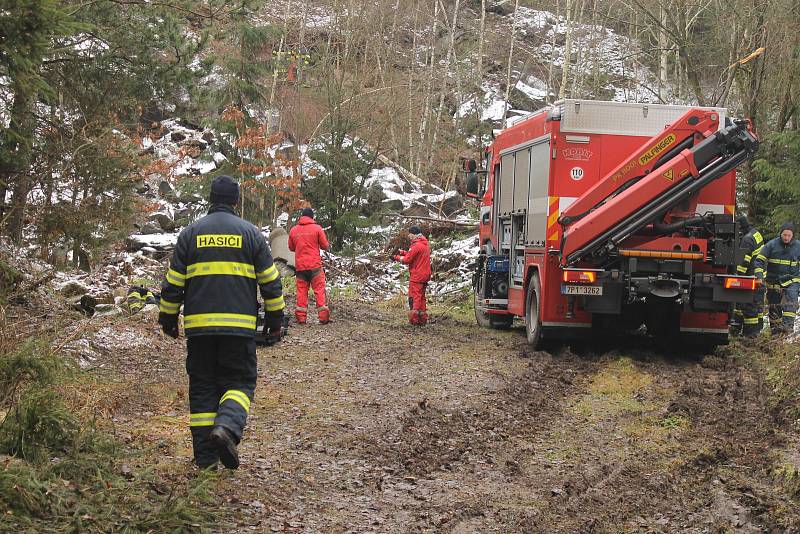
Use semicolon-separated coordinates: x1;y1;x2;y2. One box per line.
393;226;431;325
288;208;330;324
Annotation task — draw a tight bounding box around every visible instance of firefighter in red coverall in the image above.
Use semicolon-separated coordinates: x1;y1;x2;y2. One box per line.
393;226;431;325
288;208;330;324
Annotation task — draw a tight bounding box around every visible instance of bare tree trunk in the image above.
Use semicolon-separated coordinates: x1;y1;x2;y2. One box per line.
502;0;521;128
5;84;34;243
658;5;669;100
570;0;587;96
475;0;486;128
417;0;439;177
558;0;572;100
547;0;560;103
407;0;421;173
428;0;461;169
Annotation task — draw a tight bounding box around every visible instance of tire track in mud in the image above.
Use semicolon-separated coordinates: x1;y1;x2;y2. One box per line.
372;349;595;479
428;343;796;533
220;302;798;533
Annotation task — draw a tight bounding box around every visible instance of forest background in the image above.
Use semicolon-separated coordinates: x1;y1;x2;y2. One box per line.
1;0;798;264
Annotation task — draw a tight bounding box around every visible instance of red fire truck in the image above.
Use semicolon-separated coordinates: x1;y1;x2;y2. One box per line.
464;99;760;347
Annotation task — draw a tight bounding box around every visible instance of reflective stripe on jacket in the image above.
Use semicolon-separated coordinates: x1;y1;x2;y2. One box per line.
288;215;329;271
402;235;431;283
736;230;764;275
754;236;800;286
160;204;285;337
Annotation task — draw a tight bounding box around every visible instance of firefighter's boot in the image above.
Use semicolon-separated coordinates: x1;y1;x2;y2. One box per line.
295;307;307;325
318;305;330;324
408;310;418;325
418;311;428;326
209;426;239;470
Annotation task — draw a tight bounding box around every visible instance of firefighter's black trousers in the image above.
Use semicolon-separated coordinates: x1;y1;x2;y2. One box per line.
741;285;766;337
186;336;257;467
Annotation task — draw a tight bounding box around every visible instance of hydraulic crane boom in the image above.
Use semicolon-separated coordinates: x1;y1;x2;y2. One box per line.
560;120;758;267
559;108;722;226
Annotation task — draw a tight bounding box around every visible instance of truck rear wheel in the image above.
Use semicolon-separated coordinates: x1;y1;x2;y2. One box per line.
525;274;542;347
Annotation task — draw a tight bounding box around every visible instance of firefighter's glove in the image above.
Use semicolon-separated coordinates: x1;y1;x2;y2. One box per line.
158;312;179;339
392;255;402;262
263;311;284;346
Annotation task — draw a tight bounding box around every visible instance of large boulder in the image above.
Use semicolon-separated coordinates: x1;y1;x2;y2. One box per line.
421;183;444;195
440;193;464;216
150;212;176;232
178;191;204;205
125;237;145;252
59;280;91;298
174;207;192;227
486;0;514;15
135;181;150;194
382;199;404;212
158;180;178;202
138;221;163;235
177;118;202;131
93;303;122;318
401;202;432;218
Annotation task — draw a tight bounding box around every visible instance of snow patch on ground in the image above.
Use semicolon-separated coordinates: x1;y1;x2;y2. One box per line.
128;232;180;249
515;78;549;101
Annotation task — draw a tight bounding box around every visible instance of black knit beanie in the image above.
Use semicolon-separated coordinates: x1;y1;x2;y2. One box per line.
738;215;750;233
209;175;240;205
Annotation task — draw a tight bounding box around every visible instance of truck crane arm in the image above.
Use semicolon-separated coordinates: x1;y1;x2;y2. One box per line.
560;120;758;267
558;109;722;226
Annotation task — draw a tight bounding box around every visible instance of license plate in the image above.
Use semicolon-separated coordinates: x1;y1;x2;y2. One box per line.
562;284;603;296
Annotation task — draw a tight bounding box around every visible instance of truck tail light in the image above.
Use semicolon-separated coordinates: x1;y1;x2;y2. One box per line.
563;270;597;284
723;277;757;290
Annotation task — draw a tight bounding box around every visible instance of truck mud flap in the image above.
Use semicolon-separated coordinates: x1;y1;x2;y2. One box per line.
580;280;624;314
691;274;758;312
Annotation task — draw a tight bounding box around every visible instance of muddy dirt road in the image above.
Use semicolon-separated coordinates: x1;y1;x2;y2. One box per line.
88;298;799;532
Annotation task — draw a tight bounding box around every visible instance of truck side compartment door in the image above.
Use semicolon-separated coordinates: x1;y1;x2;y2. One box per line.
526;136;551;247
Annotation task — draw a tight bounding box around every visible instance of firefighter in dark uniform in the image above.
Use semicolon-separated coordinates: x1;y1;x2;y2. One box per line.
158;176;285;469
732;216;765;337
754;221;800;336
